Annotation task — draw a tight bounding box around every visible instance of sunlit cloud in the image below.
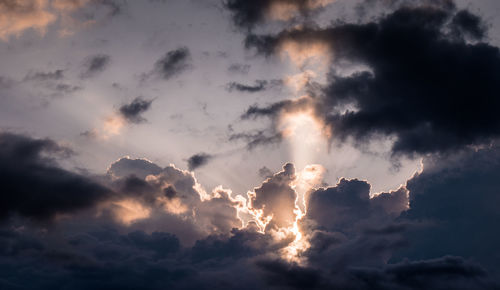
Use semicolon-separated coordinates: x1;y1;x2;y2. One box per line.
279;38;331;68
267;0;334;21
0;0;111;41
0;0;56;40
284;70;317;93
109;199;151;225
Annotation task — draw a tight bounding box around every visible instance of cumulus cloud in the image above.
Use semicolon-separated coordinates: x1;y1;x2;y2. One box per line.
1;1;500;289
248;163;297;229
0;136;499;288
396;146;500;276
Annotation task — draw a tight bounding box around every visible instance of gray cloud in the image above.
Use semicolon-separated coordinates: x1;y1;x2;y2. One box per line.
81;54;111;78
152;47;192;80
118;97;154;124
242;4;500;156
24;69;64;82
187;152;213;171
227;79;282;93
227;63;251;74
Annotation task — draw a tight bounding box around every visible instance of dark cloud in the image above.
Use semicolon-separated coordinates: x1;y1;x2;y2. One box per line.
80;54;111;78
227;80;268;93
224;0;330;30
187;152;213;171
152;47;191;80
24;69;64;82
229;130;283;150
118;97;153;124
107;157;162;179
0;152;499;289
227;79;282;93
243;5;500;156
350;256;495;290
395;146;500;277
0;132;111;221
306;179;408;232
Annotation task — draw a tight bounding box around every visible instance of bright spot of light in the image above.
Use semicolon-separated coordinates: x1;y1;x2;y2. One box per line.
279;110;328;169
282;164;325;263
111;199;151;225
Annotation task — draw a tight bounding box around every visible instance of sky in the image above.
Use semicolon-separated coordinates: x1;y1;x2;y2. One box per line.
0;0;500;289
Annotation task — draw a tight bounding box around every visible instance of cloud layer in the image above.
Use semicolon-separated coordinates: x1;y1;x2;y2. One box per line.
0;131;499;289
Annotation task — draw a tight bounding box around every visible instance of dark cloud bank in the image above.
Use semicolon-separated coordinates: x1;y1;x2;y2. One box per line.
2;1;500;289
1;128;500;289
238;0;500;157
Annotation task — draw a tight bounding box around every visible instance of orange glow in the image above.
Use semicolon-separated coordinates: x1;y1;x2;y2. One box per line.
160;196;189;215
280;39;331;68
102;115;126;137
0;0;56;40
267;0;334;21
112;199;151;225
282;165;325;262
278;108;330;168
284;70;317;93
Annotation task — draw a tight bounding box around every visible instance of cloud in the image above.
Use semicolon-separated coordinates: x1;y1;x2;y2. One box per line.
306;179;408;232
0;144;499;288
224;0;334;30
118;97;154;124
0;0;125;41
80;54;111;78
395;146;500;276
187;153;213;171
258;166;273;179
349;256;494;290
149;47;192;80
24;69;64;82
227;63;251;74
226;79;282;93
86;97;153;138
0;0;56;41
227;80;268;93
241;4;500;156
107;156;163;179
248;163;297;229
229;130;283;150
0;132;111;221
